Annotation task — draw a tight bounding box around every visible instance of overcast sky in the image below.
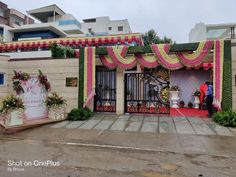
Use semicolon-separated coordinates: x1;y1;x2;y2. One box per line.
3;0;236;43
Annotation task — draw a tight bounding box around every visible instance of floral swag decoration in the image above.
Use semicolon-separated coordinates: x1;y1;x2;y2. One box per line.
12;70;51;94
98;40;223;109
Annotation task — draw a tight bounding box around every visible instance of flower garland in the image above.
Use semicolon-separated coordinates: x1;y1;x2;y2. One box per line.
38;69;51;92
176;40;213;67
213;40;224;110
12;70;51;94
99;55;117;69
83;47;96;108
12;70;30;94
106;46;137;69
151;44;183;70
135;54;159;68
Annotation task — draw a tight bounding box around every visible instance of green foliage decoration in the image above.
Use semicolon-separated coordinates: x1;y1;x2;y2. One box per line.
67;108;93;121
222;40;232;111
213;110;236;127
46;92;67;109
50;43;66;58
0;95;24;114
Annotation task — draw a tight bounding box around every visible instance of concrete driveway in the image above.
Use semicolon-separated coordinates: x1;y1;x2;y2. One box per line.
46;114;236;136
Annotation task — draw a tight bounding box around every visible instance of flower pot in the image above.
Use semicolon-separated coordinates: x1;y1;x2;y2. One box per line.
170;91;180;108
5;110;23;126
48;107;66;120
193;96;200;109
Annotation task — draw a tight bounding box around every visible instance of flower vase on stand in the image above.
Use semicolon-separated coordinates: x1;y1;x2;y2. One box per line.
170;91;180;108
5;110;24;126
48;106;66;120
193;96;200;109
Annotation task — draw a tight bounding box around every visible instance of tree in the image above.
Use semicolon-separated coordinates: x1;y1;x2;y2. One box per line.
142;29;173;45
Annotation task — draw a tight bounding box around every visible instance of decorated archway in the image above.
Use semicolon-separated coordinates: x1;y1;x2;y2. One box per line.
78;40;232;114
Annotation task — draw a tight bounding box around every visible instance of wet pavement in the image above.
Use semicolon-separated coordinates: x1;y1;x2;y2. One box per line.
1;114;236;177
45;114;236;136
0;129;236;177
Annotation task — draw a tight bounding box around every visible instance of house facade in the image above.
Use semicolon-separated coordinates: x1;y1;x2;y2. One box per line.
0;37;235;115
189;22;236;42
81;16;132;36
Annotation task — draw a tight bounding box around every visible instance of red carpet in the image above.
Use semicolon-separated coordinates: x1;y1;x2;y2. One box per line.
170;108;208;117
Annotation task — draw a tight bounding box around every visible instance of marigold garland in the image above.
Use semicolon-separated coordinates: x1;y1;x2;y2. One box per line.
99;55;117;69
106;46;137;69
176;41;213;67
213;40;224;110
151;44;183;70
135;54;159;68
83;47;96;108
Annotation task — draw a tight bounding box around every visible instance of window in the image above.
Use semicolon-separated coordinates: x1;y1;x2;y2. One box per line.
10;15;24;26
0;8;5;17
58;20;81;28
14;21;21;26
118;26;123;31
0;73;5;86
108;27;112;30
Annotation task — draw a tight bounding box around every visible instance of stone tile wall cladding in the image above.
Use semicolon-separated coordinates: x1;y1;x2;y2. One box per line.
7;58;79;112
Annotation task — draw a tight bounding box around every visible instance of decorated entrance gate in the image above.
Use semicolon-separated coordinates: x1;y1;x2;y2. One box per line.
94;66;116;112
124;68;170;114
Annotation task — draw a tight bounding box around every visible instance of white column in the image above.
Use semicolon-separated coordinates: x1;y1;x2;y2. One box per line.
116;68;124;114
26;13;29;24
53;11;56;22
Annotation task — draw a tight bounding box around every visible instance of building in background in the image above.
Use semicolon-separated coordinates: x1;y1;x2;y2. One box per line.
4;4;83;42
81;16;132;36
0;1;34;41
0;3;133;42
0;3;138;59
0;1;34;28
189;22;236;42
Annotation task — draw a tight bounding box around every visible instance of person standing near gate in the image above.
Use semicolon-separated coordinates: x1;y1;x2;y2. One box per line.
205;81;213;117
199;82;208;109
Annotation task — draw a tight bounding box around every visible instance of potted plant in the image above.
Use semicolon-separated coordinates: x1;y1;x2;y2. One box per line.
179;100;185;108
169;85;180;108
188;102;193;108
0;95;24;126
192;89;201;109
46;92;67;120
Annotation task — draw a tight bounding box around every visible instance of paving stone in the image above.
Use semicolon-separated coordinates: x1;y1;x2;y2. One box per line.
65;121;86;129
173;117;195;134
130;115;144;121
93;120;114;130
229;128;236;135
203;118;234;136
117;115;130;120
143;115;159;122
125;116;143;132
103;114;119;120
110;119;128;131
50;121;70;128
159;116;176;134
187;117;215;135
79;119;101;129
141;121;158;132
91;114;105;120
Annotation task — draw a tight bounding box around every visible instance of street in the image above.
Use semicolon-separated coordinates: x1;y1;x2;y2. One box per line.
0;122;236;177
